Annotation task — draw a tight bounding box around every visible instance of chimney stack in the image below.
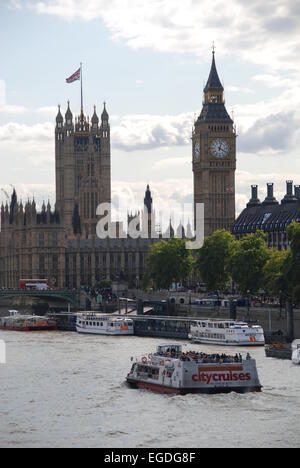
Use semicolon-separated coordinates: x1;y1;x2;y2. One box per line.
282;180;297;204
247;185;261;208
262;183;278;206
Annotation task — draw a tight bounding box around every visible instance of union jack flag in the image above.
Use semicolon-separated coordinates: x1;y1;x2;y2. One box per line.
66;68;81;84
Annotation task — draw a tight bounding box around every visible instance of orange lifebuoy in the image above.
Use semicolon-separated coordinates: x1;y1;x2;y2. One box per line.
250;336;256;343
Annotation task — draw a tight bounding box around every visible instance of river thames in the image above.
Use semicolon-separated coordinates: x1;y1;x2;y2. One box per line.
0;331;299;448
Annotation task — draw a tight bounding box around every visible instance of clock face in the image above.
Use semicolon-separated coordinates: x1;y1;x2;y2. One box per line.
211;139;230;159
194;139;200;160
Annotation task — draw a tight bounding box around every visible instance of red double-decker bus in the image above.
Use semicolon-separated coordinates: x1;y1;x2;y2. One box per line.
19;279;49;291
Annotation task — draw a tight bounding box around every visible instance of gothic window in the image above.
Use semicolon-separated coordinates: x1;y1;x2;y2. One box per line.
39;233;45;248
73;255;77;274
80;255;84;275
53;255;58;273
52;232;57;247
39;255;45;275
93;137;101;153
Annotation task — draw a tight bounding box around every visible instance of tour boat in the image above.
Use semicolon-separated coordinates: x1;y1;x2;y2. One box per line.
76;314;134;335
0;311;57;332
292;340;300;365
189;319;265;346
127;344;262;395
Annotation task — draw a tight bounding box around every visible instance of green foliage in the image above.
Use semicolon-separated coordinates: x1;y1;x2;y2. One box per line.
229;231;271;295
146;238;194;290
287;222;300;303
196;230;237;293
262;249;289;296
95;278;112;289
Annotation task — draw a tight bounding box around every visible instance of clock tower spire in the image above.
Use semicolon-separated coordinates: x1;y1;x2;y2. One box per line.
193;50;236;237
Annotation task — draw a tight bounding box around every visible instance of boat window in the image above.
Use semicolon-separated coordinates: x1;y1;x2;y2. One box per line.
208;323;213;328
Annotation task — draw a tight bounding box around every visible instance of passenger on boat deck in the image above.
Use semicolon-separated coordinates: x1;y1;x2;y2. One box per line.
156;350;244;364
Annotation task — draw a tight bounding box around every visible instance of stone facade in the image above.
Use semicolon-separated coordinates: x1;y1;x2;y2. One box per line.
0;55;237;289
193;52;236;236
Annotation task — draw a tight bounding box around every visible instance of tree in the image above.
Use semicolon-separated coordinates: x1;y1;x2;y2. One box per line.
145;238;194;290
229;231;270;295
287;222;300;304
96;278;112;289
196;230;237;293
262;249;289;297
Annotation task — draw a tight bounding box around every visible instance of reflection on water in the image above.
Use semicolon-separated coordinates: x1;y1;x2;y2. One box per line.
0;331;299;448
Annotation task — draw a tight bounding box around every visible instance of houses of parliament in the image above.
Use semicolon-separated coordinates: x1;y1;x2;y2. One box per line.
3;52;296;289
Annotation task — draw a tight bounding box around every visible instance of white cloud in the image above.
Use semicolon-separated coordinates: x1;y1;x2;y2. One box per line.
252;74;294;88
153;157;191;171
18;0;300;73
0;122;53;143
227;86;253;94
111;112;194;152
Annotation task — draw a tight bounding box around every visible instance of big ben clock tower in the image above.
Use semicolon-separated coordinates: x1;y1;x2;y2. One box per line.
193;50;236;237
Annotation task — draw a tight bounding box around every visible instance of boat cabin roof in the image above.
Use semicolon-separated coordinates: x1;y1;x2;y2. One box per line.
156;344;182;354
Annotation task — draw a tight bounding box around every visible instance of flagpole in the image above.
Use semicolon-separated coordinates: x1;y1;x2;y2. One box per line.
80;62;83;114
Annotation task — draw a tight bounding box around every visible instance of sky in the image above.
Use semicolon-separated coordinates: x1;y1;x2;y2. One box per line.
1;0;300;222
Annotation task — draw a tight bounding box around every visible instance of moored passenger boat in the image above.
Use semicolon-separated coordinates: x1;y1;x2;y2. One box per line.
292;340;300;365
189;319;265;346
127;344;262;395
0;311;57;332
76;314;134;335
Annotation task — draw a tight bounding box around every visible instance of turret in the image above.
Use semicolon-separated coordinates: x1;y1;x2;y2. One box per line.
65;101;73;128
144;185;153;214
101;101;109;125
9;189;17;225
56;105;63;128
91;105;99;130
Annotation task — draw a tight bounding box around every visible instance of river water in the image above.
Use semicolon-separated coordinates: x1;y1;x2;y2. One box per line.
0;331;299;448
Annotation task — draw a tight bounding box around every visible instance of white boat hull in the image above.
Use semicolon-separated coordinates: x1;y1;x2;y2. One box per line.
190;337;265;347
292;340;300;365
76;325;134;336
292;351;300;365
76;315;134;336
189;319;265;347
